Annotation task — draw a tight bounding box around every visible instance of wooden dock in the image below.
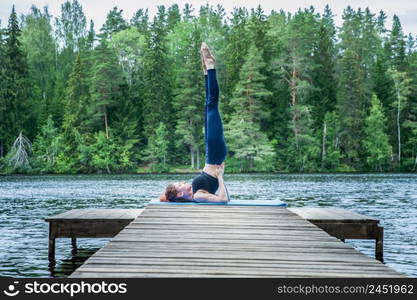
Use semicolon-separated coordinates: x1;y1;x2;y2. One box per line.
67;204;403;278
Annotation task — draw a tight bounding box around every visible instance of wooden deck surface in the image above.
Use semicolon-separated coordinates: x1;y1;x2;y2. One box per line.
45;208;144;221
69;205;403;278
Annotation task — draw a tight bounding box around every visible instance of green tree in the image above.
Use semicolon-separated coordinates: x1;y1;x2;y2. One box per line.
310;6;337;128
143;122;170;172
169;21;204;168
130;8;149;33
31;115;63;173
322;111;342;170
0;21;7;157
363;94;392;170
388;15;406;70
225;44;274;171
337;7;371;168
389;68;412;167
101;7;128;38
20;6;57;128
90;131;118;173
287;105;320;171
53;0;88;125
142;6;173;143
62;53;90;134
110;27;146;86
90;38;124;138
3;6;31;154
223;7;249;116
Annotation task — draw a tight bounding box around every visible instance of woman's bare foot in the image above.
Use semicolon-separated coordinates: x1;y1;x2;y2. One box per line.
201;42;216;70
200;50;207;75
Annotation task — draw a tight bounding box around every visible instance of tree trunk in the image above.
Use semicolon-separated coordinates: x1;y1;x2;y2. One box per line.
322;120;327;167
249;158;253;171
104;106;109;139
196;146;200;169
190;146;195;169
397;90;401;167
291;58;297;106
0;141;3;157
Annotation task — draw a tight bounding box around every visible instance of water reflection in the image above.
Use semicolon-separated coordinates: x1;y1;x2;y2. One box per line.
49;247;100;278
0;173;416;277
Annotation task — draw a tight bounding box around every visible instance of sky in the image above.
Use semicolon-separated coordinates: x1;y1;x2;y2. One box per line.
1;0;417;36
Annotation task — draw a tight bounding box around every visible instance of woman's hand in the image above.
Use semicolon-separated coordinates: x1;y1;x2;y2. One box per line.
216;162;225;178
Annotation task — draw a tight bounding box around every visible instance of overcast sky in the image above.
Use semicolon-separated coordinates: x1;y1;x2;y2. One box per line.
1;0;417;35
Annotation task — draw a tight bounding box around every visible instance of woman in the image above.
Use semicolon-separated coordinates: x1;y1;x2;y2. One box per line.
160;42;229;203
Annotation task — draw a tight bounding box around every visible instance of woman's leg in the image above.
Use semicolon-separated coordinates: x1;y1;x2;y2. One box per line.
204;69;227;165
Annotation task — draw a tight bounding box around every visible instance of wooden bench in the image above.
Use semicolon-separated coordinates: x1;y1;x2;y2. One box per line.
288;207;384;262
45;208;144;262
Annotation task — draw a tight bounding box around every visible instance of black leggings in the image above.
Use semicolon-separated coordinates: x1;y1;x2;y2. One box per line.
204;69;227;165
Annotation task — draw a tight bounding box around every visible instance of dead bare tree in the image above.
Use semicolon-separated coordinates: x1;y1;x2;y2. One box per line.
5;132;32;171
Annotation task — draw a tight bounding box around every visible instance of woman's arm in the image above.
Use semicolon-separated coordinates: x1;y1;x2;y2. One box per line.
193;164;229;203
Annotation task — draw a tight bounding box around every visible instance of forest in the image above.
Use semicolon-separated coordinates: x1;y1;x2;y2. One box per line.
0;1;416;174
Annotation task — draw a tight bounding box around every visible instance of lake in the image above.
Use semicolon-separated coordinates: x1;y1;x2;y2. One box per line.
0;173;416;277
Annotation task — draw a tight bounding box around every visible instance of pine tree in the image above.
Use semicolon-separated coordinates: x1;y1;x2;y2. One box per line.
0;22;7;157
143;122;170;172
3;6;30;155
363;94;392;170
310;7;337;128
167;4;181;31
171;22;204;169
90;131;118;173
31;115;63;173
223;7;250;116
53;0;88;126
101;7;128;38
389;15;406;70
142;6;173;143
287;104;320;171
225;44;274;171
62;53;90;134
90;38;124;138
130;9;149;33
265;10;291;170
337;7;371;168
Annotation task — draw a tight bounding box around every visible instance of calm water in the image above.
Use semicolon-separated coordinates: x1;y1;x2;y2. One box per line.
0;173;416;277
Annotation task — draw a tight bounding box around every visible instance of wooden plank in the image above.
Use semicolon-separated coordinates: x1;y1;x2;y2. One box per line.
72;266;403;278
45;209;144;221
288;207;378;223
85;257;392;270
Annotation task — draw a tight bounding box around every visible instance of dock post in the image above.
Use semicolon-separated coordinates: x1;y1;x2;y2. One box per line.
71;238;77;249
376;226;384;262
48;223;55;263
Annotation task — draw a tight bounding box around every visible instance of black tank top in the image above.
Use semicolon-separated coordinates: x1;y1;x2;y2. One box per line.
192;171;219;195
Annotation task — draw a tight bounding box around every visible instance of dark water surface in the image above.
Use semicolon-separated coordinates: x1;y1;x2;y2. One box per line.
0;173;416;277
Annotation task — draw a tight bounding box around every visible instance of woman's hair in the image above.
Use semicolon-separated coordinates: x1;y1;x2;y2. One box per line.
159;183;191;202
165;184;178;201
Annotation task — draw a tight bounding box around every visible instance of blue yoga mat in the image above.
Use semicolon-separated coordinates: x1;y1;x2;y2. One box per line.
149;198;287;207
